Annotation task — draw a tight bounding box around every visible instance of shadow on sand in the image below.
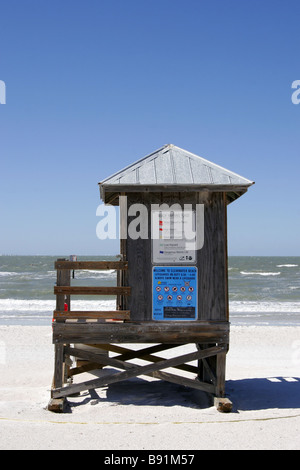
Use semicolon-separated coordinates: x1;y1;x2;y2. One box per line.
67;372;300;413
226;376;300;412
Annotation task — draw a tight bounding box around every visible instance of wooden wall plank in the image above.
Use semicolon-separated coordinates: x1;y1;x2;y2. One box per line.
197;191;227;321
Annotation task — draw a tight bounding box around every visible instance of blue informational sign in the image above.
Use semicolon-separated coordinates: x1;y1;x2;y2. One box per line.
152;266;198;321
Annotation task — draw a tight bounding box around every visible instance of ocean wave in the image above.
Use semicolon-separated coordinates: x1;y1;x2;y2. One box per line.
240;271;281;276
0;269;117;281
276;264;298;268
0;272;21;277
0;298;117;313
0;271;55;280
230;300;300;313
74;270;116;280
1;298;299;315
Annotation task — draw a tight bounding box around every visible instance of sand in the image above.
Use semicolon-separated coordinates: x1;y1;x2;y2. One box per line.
0;324;299;450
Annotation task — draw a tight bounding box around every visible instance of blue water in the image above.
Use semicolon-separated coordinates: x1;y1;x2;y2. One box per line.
0;256;299;326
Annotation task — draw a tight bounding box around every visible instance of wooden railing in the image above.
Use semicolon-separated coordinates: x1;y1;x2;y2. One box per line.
53;259;130;322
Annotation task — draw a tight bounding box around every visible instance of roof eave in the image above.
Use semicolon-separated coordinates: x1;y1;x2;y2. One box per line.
99;181;255;205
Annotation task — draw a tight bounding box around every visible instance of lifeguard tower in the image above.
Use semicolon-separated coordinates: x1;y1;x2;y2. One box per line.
48;144;254;413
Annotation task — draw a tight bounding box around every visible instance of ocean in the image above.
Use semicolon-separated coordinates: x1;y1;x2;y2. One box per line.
0;255;299;326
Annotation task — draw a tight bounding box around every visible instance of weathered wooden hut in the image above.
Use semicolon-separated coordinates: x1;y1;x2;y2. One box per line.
49;144;254;413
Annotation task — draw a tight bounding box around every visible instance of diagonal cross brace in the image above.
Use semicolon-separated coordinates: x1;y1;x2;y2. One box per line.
53;345;224;398
65;344;215;393
84;343;198;374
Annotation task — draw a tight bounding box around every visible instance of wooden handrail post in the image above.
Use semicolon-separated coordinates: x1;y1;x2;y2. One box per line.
56;258;71;319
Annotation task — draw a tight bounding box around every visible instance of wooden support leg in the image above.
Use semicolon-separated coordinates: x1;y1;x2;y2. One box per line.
197;343;232;412
48;344;66;413
197;343;217;386
214;346;232;413
215;348;226;397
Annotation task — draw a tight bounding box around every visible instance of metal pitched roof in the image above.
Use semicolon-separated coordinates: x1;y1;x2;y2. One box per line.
99;144;254;204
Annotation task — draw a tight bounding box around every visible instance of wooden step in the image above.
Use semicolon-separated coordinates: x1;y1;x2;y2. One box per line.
54;286;131;296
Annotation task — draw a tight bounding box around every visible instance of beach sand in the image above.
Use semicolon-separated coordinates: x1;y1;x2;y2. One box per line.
0;324;299;450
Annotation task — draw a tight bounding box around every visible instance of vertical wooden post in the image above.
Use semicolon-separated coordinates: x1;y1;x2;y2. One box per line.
215;348;226;397
196;343;216;385
53;344;65;389
223;192;229;322
56;259;71;314
49;259;70;412
214;345;232;412
48;343;66;412
119;194;128;312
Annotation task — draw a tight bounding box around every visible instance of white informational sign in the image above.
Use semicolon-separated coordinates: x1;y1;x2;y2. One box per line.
152;209;197;264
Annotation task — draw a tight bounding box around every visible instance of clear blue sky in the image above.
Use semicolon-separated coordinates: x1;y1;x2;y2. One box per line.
0;0;299;256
